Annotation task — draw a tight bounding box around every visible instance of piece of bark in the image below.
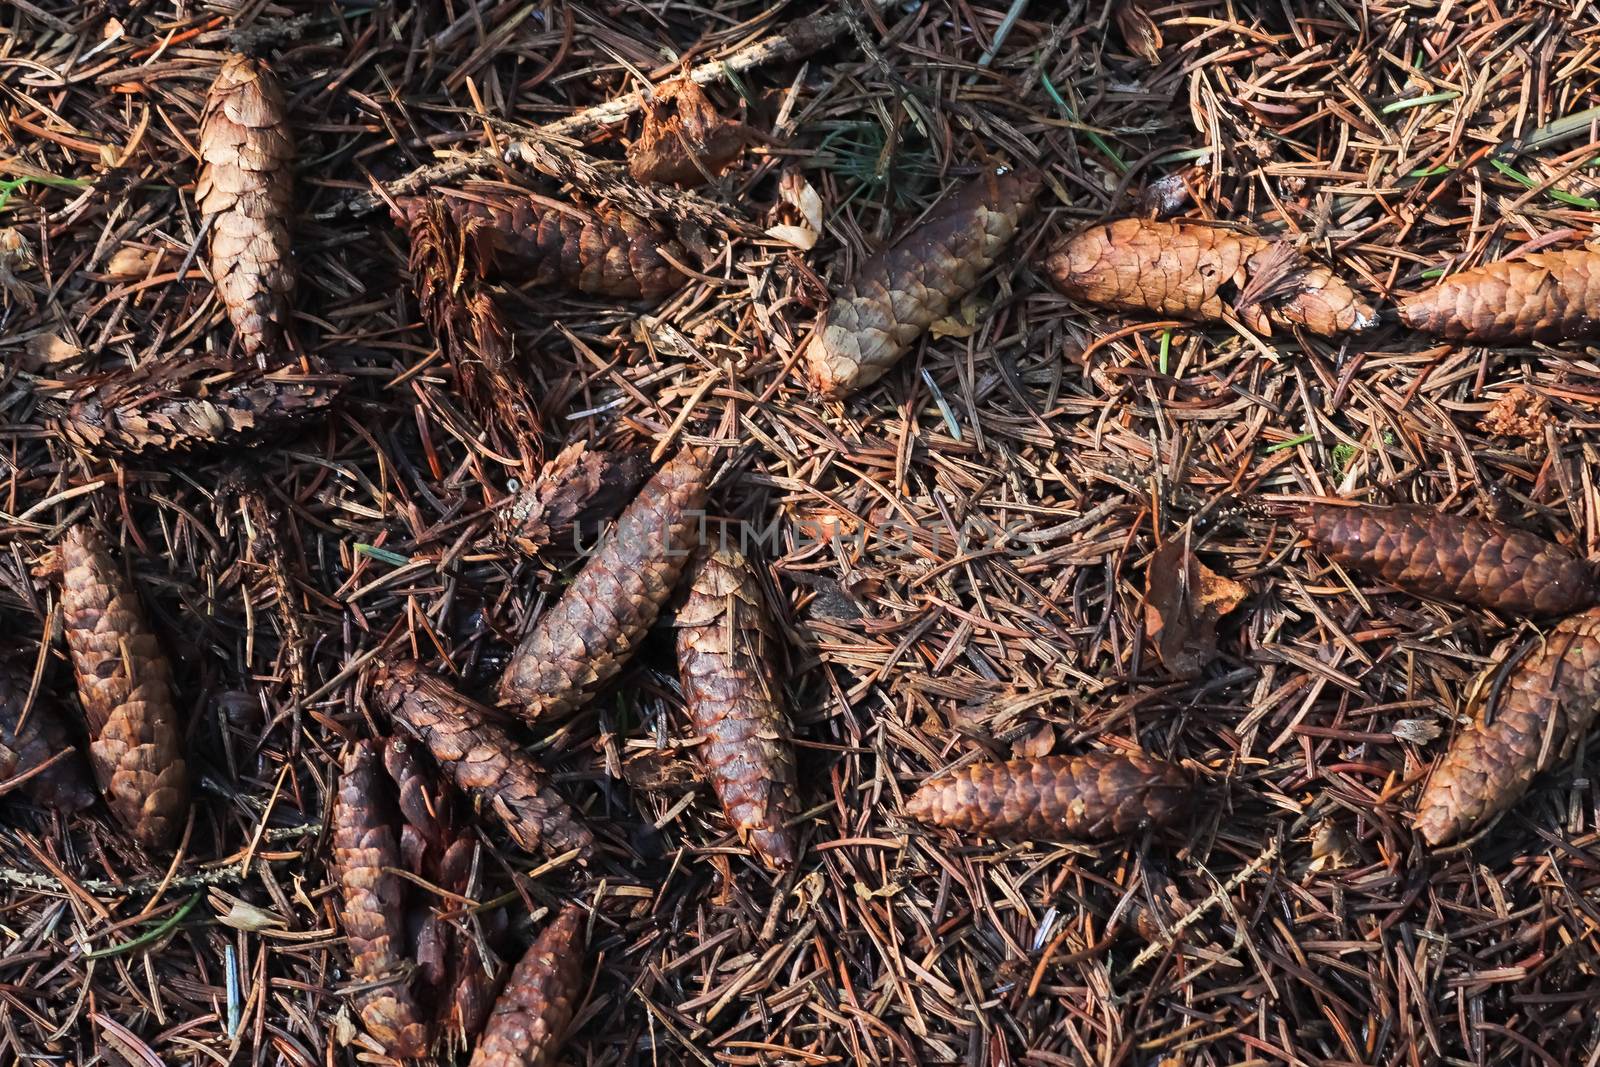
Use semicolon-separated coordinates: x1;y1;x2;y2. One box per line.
495;442;651;557
55;525;189;848
1042;218;1378;337
393;183;687;300
675;550;799;871
496;448;710;723
371;661;594;860
904;753;1190;840
50;360;345;455
468;905;585;1067
1398;249;1600;343
404;195;542;468
1415;608;1600;845
331;741;430;1058
628;77;750;186
803;167;1041;398
1295;503;1597;616
196;54;295;367
0;661;95;811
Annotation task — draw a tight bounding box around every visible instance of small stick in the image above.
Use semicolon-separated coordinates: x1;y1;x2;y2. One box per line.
319;1;896;219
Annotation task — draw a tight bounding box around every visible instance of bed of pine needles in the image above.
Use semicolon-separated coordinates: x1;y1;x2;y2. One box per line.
3;2;1600;1064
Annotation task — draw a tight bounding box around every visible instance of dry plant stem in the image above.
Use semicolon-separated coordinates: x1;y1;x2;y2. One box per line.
904;754;1190;840
331;741;429;1058
675;550;799;871
1042;218;1378;336
0;662;95;811
497;448;710;723
1397;249;1600;342
404;195;541;468
371;661;594;860
1415;608;1600;845
57;525;189;849
1296;504;1598;615
803;167;1042;398
324;2;894;219
469;905;585;1067
238;487;310;697
52;361;346;455
394;184;687;300
196;54;295;367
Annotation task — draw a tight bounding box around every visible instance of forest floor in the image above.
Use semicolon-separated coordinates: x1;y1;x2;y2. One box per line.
2;1;1600;1065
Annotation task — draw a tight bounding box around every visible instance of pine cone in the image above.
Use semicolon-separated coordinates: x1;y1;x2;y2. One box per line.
55;525;190;848
675;549;799;870
904;754;1190;840
1399;249;1600;343
468;905;585;1067
196;54;296;366
497;447;710;723
371;661;594;860
394;183;687;300
1415;608;1600;844
1296;503;1598;616
51;360;344;455
1042;218;1377;337
331;741;429;1057
803;167;1041;398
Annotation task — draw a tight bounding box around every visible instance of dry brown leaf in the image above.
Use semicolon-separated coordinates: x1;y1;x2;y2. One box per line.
1143;536;1248;678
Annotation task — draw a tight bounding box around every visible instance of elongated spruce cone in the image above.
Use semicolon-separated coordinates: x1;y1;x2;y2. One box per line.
904;754;1190;840
497;448;710;723
675;549;799;870
1296;503;1597;616
394;183;686;300
1398;249;1600;343
469;905;585;1067
371;661;594;860
1416;608;1600;845
197;54;295;366
331;741;429;1058
1042;218;1377;337
57;526;189;848
52;361;345;455
0;661;95;811
803;167;1041;398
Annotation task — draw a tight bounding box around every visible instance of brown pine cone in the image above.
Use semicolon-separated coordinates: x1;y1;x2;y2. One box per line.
803;167;1041;398
51;360;345;456
331;741;429;1058
1296;503;1597;616
0;660;95;811
904;753;1190;840
371;661;594;860
1415;608;1600;845
1042;218;1377;337
495;442;651;557
496;447;710;723
394;182;687;300
196;54;296;367
56;525;189;848
1398;249;1600;343
675;549;799;870
468;904;585;1067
